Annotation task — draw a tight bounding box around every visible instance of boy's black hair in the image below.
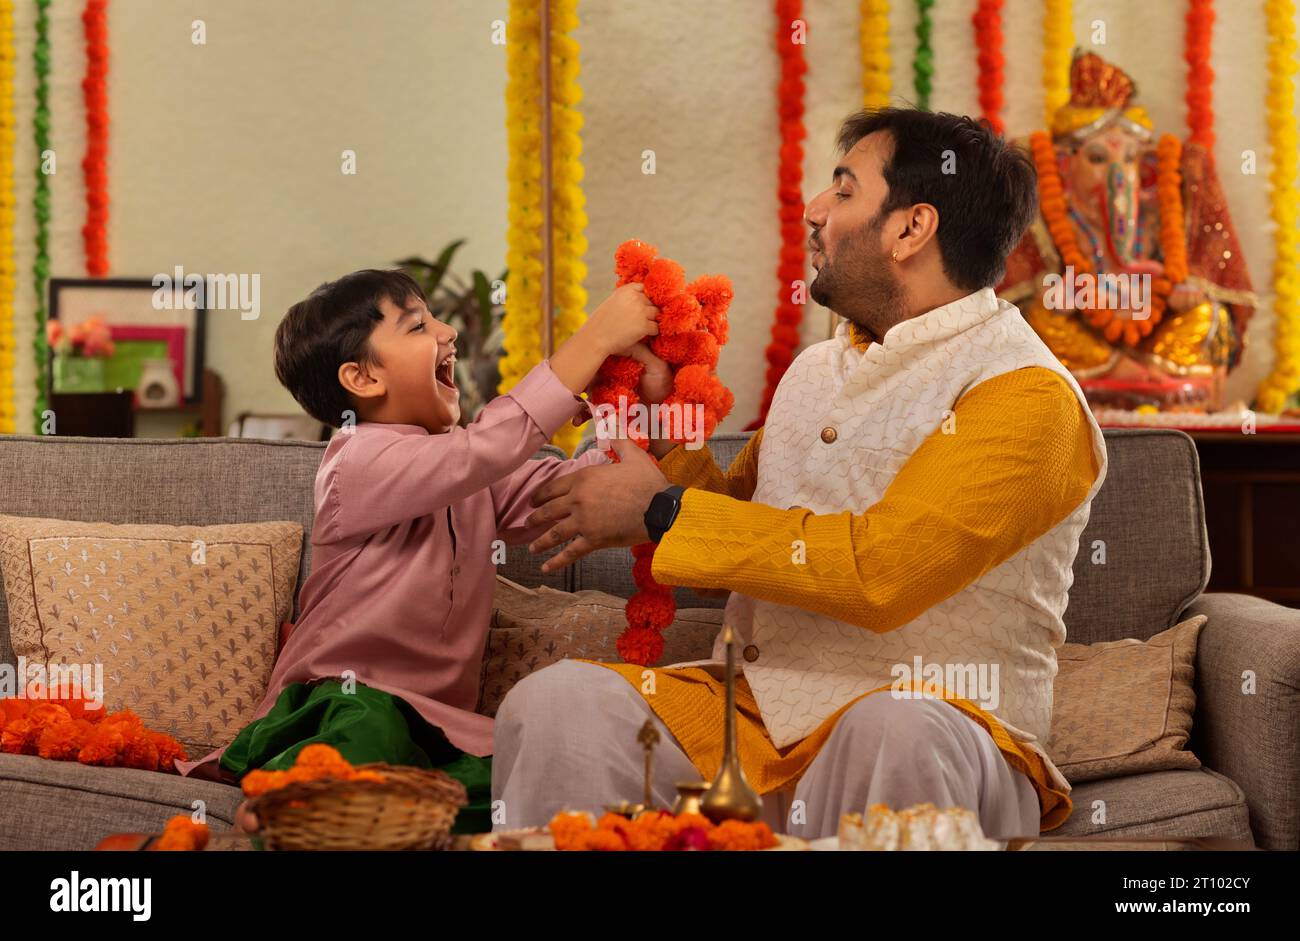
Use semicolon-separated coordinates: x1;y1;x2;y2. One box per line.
274;268;426;427
836;107;1038;291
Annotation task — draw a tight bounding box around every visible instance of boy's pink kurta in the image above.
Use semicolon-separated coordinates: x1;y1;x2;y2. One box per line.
175;361;608;779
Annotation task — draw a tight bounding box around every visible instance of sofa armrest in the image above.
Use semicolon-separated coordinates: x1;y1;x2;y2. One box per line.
1185;592;1300;850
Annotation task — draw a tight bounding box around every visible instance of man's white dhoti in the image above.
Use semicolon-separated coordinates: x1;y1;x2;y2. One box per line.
491;660;1041;841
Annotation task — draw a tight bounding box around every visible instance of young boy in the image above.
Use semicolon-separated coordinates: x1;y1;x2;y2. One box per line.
174;267;659;835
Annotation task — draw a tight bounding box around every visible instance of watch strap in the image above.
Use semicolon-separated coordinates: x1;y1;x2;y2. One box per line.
645;485;686;543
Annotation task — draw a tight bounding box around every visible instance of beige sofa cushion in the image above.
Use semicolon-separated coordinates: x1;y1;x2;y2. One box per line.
0;514;302;756
1047;615;1206;783
478;576;723;717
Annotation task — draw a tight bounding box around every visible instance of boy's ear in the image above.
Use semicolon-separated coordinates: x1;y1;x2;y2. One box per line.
338;360;385;401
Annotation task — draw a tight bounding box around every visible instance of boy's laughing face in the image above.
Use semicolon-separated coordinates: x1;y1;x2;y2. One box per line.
339;293;461;433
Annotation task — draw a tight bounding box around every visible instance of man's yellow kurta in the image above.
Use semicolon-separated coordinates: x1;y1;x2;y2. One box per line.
585;312;1102;834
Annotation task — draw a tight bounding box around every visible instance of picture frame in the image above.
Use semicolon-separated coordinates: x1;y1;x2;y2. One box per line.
105;325;187;406
46;277;207;405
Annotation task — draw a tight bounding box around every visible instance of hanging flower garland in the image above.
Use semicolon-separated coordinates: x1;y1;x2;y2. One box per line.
1255;0;1300;412
499;0;588;454
1184;0;1215;153
972;0;1005;135
1030;130;1186;348
1042;0;1073;127
750;0;806;430
32;0;51;431
590;240;734;666
0;0;16;435
81;0;109;277
913;0;934;110
860;0;890;109
499;0;545;400
544;0;586;454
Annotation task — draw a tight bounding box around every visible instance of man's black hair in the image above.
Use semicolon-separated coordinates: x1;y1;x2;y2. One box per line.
836;107;1038;290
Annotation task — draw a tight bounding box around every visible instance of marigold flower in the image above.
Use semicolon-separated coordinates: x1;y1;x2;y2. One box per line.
576;829;627;851
78;723;127;766
548;810;595;850
615;626;664;665
614;240;658;284
624;810;676;851
1;718;39;755
27;702;72;730
152;816;209;851
707;819;778;851
295;743;347;770
37;718;90;761
643;258;687;306
240;769;288;797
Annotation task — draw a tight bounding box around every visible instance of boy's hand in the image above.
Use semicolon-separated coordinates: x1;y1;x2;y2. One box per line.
235;799;260;834
585;283;659;357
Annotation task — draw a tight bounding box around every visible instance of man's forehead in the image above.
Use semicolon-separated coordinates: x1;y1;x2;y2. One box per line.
837;131;891;179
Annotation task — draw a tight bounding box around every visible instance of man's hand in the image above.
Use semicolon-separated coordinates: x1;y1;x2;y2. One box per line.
569;341;673;428
573;341;675;430
526;436;670;572
625;342;673;405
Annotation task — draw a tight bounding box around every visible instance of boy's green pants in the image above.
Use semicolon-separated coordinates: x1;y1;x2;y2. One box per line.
220;679;492;835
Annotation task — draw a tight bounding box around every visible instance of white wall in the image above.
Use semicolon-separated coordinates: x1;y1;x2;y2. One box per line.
9;0;511;434
5;0;1296;435
581;0;1293;424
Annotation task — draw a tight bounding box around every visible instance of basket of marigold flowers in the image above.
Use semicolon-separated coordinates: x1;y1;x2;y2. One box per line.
241;744;467;851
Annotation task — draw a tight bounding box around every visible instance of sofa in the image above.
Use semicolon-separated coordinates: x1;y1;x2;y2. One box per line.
0;428;1296;851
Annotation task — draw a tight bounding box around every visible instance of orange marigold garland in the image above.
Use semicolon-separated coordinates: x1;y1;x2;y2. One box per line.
548;808;777;851
0;692;187;772
591;240;734;666
972;0;1005;135
1030;130;1186;348
1184;0;1215;153
750;0;807;429
80;0;109;276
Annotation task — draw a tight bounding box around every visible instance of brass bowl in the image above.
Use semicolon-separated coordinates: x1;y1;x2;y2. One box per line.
671;780;710;816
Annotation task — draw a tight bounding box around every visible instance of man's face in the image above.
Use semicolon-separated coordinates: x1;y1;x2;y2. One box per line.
359;294;461;433
804;131;906;335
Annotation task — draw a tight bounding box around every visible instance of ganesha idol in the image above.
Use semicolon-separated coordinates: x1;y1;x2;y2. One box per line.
998;52;1257;413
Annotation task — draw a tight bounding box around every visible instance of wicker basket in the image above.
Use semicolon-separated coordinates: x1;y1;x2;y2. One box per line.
247;763;468;851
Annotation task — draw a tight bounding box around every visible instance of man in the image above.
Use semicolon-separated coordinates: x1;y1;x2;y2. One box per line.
492;107;1107;841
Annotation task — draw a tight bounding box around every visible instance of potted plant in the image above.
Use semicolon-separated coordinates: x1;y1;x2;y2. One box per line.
47;317;116;393
396;240;506;424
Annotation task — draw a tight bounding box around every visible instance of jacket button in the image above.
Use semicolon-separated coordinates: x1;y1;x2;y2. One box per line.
820;426;837;444
742;644;759;662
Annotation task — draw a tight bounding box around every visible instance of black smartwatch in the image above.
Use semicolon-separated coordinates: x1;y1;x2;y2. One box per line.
644;486;686;543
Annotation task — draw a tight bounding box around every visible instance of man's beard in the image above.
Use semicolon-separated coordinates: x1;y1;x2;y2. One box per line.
809;212;907;339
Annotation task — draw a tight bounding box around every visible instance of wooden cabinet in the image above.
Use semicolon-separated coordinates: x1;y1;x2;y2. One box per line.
46;368;224;437
1191;431;1300;607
